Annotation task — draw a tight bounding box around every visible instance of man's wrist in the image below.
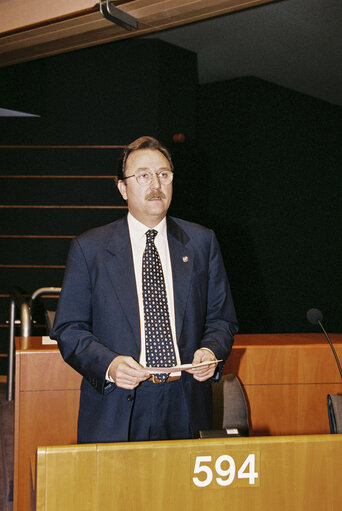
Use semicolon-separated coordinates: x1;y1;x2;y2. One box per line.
200;348;218;367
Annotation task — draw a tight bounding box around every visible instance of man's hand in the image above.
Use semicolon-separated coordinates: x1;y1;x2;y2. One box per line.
185;348;217;382
108;356;150;389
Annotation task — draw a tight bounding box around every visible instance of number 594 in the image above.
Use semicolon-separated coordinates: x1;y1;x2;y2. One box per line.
192;453;259;488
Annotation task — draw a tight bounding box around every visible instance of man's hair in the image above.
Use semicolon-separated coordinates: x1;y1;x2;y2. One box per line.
117;136;173;181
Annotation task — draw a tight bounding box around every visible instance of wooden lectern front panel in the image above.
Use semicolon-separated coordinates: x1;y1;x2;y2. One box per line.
35;435;342;511
224;333;342;435
14;337;81;511
14;334;342;510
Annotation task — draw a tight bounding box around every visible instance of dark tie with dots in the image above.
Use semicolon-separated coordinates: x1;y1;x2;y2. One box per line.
142;229;176;382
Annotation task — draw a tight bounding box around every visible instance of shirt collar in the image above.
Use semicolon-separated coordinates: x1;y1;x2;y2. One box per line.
127;212;167;242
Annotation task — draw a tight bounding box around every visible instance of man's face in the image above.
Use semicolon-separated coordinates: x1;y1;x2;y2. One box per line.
117;148;173;227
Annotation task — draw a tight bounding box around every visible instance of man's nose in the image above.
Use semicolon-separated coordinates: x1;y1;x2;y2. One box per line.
150;173;161;188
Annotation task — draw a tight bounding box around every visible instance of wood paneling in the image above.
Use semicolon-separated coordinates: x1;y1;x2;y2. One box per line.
34;435;342;511
224;333;342;435
14;337;81;511
14;333;342;510
18;348;81;391
0;0;276;67
0;1;96;32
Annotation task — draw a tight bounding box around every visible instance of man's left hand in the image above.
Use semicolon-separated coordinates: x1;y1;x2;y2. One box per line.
185;348;217;382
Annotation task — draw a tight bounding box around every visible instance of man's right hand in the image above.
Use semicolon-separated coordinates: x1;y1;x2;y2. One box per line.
108;356;150;389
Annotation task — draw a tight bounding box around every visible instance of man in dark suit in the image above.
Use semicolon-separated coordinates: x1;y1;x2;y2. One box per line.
51;136;238;443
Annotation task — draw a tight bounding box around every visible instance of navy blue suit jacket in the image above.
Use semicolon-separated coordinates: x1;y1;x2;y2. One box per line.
51;215;238;442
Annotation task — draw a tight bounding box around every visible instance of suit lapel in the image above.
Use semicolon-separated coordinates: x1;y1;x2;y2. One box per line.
103;215;194;352
104;217;141;352
167;217;194;345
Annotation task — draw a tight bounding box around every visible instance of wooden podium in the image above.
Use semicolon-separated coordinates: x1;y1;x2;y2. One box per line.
224;333;342;435
14;334;342;511
33;435;342;511
14;337;81;511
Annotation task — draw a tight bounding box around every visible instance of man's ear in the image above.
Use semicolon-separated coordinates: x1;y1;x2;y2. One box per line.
117;179;127;201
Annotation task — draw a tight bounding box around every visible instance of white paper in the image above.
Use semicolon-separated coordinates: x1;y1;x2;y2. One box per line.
42;336;57;345
146;359;222;374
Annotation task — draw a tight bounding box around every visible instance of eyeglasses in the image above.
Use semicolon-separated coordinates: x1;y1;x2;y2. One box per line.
121;169;174;187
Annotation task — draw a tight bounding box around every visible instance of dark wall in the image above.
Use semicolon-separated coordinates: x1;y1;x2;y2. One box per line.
0;39;198;145
1;37;341;379
0;39;198;375
198;77;342;333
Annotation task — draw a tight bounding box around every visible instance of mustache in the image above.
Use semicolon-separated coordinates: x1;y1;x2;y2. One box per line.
145;191;166;200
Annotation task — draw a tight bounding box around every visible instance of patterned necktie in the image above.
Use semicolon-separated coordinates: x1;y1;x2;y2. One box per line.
142;229;176;382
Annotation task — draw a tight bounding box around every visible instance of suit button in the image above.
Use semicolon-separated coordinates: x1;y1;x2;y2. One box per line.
127;395;133;401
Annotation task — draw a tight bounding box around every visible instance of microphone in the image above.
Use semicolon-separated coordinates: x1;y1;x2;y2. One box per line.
306;308;342;379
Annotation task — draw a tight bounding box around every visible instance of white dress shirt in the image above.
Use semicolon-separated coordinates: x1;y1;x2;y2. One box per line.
106;213;181;380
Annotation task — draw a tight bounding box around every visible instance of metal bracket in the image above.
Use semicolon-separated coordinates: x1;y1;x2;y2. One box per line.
99;1;138;31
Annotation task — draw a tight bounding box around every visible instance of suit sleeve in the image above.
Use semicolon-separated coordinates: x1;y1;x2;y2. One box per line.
50;238;118;393
200;230;238;380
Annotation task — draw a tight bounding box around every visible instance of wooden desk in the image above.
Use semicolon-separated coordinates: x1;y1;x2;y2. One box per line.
14;337;81;511
224;333;342;435
14;333;342;510
33;435;342;511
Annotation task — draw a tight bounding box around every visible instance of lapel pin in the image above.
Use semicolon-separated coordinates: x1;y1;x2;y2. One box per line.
182;256;189;263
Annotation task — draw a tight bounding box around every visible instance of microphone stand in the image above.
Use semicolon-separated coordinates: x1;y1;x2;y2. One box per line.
318;320;342;379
